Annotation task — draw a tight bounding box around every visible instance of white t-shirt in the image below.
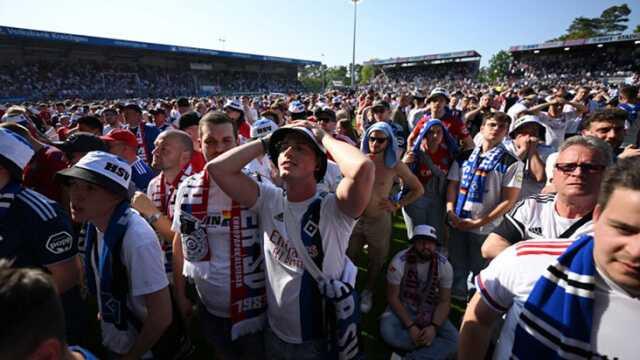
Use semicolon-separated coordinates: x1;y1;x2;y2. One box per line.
477;240;640;360
504;141;555;200
251;181;356;344
246;156;274;184
538;111;578;150
387;248;453;311
447;148;524;234
492;193;593;244
171;172;261;317
90;211;169;356
317;160;342;193
544;152;559;186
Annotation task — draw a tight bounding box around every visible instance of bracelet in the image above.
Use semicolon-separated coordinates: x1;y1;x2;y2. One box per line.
259;137;269;154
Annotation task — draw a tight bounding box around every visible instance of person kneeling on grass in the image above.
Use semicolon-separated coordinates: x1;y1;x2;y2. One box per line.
380;225;458;359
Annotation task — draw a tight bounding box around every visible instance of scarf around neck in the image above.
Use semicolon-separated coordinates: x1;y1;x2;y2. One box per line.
455;144;506;218
399;247;440;328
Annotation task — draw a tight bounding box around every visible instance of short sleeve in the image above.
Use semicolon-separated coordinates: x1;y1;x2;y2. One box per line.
492;199;529;244
386;251;406;285
250;181;282;214
474;245;519;313
447;161;461;182
502;160;524;188
33;206;77;266
123;218;169;296
439;260;453;289
321;194;356;233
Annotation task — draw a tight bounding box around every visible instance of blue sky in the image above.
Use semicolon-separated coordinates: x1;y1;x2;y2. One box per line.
1;0;639;67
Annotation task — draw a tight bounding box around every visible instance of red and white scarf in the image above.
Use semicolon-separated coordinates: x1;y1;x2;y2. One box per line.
150;163;193;220
177;170;266;340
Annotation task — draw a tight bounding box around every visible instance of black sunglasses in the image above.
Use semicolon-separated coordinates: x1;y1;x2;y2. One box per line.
368;136;388;144
555;162;606;174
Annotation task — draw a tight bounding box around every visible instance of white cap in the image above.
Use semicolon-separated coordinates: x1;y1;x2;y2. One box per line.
288;100;306;114
412;224;438;241
56;151;131;197
224;99;243;112
0;112;30;126
250;117;279;138
427;87;450;101
0;127;34;170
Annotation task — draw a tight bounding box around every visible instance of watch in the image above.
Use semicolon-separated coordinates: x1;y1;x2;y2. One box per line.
146;212;162;226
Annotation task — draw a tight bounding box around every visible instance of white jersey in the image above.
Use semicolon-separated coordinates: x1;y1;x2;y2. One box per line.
492;193;593;244
477;240;640;360
251;181;356;344
447;148;524;234
317;160;342;193
90;211;168;356
171;171;261;317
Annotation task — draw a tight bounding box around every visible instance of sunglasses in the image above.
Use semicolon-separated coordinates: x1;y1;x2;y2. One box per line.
555;162;606;174
368;136;388;144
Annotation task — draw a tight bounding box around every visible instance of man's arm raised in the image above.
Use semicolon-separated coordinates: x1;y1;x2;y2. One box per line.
207;140;262;208
323;132;375;219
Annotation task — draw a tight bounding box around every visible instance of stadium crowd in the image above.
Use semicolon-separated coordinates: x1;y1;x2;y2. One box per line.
1;59;640;360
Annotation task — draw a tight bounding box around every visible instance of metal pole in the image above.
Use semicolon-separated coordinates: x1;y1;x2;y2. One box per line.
351;0;358;89
321;53;326;91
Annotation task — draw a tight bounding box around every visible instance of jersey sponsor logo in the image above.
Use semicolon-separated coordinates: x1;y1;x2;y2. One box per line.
45;231;73;254
179;213;209;261
268;229;302;269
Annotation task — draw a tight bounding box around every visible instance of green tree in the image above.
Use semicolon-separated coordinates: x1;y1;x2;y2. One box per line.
299;64;325;92
360;64;376;84
634;24;640;33
487;50;512;82
554;4;631;40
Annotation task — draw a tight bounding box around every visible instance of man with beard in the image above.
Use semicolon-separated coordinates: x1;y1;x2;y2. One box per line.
379;225;458;359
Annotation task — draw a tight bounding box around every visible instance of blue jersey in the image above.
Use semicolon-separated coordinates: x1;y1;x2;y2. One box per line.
0;183;76;268
618;103;640;125
131;157;156;192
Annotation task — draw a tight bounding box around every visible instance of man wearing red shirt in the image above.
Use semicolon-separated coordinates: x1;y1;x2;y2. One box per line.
408;88;474;151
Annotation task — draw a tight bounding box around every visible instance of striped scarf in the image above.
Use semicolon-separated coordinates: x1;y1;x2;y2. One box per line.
399;248;440;328
455;144;506;218
512;234;595;359
177;171;266;340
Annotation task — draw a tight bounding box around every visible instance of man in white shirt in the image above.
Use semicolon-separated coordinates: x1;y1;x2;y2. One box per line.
527;94;586;150
207;120;374;359
56;151;171;359
459;156;640;360
482;136;612;260
171;112;265;359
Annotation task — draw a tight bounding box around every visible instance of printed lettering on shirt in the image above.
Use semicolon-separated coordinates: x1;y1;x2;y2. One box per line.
45;231;73;255
268;229;302;269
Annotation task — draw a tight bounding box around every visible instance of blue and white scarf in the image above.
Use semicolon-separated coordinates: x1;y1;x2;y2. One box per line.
512;234;596;359
84;201;132;331
455;144;506;218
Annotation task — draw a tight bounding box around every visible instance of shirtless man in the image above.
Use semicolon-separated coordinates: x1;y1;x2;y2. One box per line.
348;122;424;313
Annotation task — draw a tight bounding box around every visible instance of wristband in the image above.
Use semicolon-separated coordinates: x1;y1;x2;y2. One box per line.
260;137;269;154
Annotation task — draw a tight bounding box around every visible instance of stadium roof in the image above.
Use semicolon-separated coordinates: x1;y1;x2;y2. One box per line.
364;50;480;66
0;25;321;66
509;33;640;53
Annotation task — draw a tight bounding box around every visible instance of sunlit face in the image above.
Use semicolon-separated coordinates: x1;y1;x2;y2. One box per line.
67;178;121;223
367;130;388;154
429;96;447;114
200;123;236;162
480;118;508;144
582;120;625;150
593;188;640;297
276;133;318;182
152;134;187;171
553;145;606;198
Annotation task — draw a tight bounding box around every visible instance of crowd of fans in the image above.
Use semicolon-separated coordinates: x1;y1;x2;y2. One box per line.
0;60;303;100
1;54;640;360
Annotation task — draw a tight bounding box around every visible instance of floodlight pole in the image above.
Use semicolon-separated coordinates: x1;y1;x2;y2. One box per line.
351;0;360;90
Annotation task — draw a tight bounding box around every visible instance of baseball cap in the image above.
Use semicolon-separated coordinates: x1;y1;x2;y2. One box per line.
288;100;306;114
123;102;142;113
371;100;390;111
101;129;138;149
250;117;279;139
509;115;547;140
411;224;439;244
268;126;327;182
55;132;107;154
178;111;201;130
224;99;244;113
427;88;450;102
0;127;34;170
56;151;131;198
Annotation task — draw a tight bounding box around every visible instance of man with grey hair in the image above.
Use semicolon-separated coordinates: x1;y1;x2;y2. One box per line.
482;136;612;259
